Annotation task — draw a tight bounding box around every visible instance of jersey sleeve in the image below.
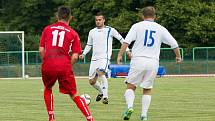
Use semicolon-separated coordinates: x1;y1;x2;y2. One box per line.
82;31;93;55
161;28;179;48
71;32;82;54
40;27;47;47
112;28;124;42
86;30;93;46
124;25;136;44
112;28;130;51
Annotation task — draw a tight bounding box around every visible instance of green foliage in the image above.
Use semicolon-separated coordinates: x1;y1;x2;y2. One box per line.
0;0;214;50
108;9;137;34
156;0;215;48
66;0;145;48
0;33;22;51
0;0;65;50
25;34;40;51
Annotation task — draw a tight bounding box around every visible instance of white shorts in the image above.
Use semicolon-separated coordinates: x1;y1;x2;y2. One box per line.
125;57;159;89
89;59;110;79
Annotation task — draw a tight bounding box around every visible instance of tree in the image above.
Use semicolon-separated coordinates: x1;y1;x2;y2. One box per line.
0;0;65;50
66;0;147;48
0;0;214;51
155;0;215;48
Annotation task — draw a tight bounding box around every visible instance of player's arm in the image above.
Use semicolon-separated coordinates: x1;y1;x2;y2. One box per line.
39;28;46;60
173;47;182;63
80;44;92;59
117;42;129;64
39;47;45;59
79;31;93;59
71;53;79;65
71;32;82;64
117;25;136;64
162;28;182;63
112;28;131;57
112;28;130;51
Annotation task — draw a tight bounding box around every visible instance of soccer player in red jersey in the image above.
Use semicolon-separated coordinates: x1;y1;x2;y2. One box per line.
39;6;94;121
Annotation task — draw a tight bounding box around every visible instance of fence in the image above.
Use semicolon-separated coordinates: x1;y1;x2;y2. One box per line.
193;47;215;61
0;47;214;78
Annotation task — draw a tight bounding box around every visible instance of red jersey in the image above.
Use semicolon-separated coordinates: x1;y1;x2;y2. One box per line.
40;22;82;69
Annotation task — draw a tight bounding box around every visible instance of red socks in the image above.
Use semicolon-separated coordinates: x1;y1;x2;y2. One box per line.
44;88;55;121
44;89;94;121
73;96;94;121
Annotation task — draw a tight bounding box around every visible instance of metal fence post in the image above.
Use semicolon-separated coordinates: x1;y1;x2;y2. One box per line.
26;51;29;65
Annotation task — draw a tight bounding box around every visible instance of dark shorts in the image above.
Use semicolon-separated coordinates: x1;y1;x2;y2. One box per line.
42;67;77;95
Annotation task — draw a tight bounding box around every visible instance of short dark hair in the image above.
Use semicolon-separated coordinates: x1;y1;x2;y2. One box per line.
57;6;71;21
142;6;155;18
95;12;105;19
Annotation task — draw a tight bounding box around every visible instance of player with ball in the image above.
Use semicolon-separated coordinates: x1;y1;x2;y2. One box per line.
79;12;131;105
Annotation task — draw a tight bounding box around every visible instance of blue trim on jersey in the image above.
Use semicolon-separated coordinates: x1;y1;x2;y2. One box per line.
104;28;111;71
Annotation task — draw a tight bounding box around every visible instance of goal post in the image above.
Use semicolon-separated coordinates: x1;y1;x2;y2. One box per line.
0;31;25;78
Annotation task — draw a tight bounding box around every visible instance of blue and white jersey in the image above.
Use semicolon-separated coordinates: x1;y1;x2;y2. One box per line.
83;26;124;60
124;20;179;60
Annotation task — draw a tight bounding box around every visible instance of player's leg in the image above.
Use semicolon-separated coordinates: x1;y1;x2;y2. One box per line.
140;70;157;121
97;69;108;104
123;83;136;120
123;68;142;120
89;76;103;99
89;61;103;100
44;88;55;121
90;77;104;102
58;70;94;121
140;88;151;121
42;69;57;121
71;94;94;121
125;83;136;109
97;59;109;104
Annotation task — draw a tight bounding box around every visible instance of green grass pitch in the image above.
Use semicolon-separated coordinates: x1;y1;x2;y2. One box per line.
0;77;215;121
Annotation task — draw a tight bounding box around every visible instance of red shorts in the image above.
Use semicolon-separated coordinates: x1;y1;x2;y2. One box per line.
41;67;77;95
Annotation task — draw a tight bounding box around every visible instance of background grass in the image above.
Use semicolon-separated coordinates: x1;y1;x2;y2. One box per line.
0;77;215;121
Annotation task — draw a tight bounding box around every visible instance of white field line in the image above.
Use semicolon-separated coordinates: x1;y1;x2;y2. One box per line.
1;74;215;80
163;74;215;77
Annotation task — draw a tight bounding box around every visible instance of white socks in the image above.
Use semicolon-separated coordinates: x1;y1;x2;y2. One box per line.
124;89;151;117
141;95;151;116
92;75;109;98
100;75;108;98
124;89;135;108
92;81;103;94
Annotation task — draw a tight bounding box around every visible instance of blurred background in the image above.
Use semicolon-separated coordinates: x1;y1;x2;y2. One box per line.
0;0;214;77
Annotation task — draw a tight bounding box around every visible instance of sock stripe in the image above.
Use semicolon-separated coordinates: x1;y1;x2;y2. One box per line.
51;94;53;111
51;94;54;120
79;98;90;116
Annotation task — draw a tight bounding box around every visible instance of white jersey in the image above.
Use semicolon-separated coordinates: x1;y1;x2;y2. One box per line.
83;26;124;60
124;20;179;60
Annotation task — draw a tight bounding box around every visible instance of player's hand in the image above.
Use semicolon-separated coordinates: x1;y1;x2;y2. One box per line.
176;57;182;64
126;51;132;59
117;55;122;64
79;54;85;60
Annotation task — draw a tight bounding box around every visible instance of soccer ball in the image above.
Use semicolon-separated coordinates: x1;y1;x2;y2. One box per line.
80;94;91;106
25;75;29;78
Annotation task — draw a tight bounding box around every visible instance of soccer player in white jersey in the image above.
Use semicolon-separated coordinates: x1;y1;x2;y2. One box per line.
80;12;131;104
117;6;182;120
